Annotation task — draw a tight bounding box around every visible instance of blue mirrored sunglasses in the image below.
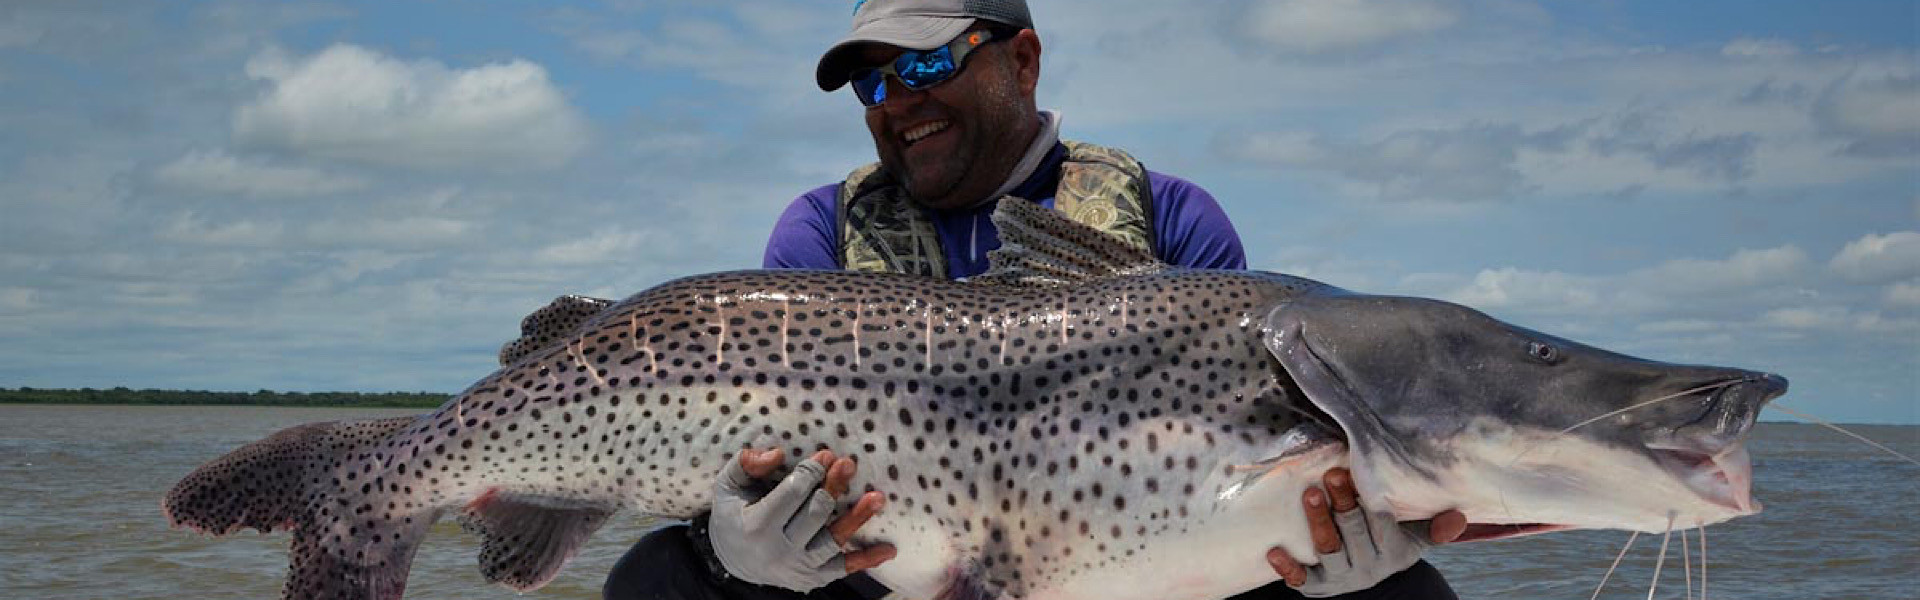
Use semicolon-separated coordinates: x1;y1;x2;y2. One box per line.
849;29;1005;107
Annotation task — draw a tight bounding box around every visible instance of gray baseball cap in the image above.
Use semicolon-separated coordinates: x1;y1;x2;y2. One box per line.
815;0;1034;91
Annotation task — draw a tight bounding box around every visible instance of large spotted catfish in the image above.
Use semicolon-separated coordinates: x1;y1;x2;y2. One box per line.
165;200;1785;600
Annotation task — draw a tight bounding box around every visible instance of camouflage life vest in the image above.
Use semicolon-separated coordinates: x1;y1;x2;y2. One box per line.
836;140;1155;277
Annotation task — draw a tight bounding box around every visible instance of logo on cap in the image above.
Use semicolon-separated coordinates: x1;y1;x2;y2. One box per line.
852;0;868;15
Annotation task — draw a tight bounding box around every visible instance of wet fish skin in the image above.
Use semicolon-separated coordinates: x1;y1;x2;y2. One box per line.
164;201;1785;600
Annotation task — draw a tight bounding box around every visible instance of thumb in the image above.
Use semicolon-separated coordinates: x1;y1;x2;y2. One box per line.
1400;509;1467;545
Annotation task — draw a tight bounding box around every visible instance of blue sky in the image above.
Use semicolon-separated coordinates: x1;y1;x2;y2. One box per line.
1;0;1914;423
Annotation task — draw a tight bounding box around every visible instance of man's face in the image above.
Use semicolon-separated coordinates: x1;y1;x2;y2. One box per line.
855;31;1037;211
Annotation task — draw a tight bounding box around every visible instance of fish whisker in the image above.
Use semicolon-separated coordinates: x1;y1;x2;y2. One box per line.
1698;523;1708;600
1681;526;1693;600
1590;530;1640;600
1511;381;1736;468
1648;514;1674;600
1768;403;1919;466
1560;381;1738;439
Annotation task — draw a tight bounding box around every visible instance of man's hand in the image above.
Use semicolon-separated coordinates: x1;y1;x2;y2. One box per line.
1266;467;1467;597
708;448;896;591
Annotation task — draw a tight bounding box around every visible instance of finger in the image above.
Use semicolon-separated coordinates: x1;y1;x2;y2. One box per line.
1303;487;1341;554
1324;468;1360;513
802;526;843;567
823;456;856;499
1429;509;1467;544
717;449;774;493
829;491;886;546
1332;508;1372;558
1267;547;1306;588
783;489;837;543
746;459;829;530
843;542;897;573
742;448;786;479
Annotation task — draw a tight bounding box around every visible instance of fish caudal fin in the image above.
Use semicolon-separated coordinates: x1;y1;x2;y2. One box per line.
163;416;418;535
163;416;434;600
459;489;617;590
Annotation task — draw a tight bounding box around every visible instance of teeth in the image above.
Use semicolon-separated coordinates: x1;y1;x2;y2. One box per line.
903;121;949;144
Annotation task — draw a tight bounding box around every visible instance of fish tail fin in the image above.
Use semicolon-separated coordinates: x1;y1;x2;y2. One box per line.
458;488;617;591
163;416;432;600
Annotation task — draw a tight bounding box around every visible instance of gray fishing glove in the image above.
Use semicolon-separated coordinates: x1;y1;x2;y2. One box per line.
707;456;847;591
1295;508;1433;597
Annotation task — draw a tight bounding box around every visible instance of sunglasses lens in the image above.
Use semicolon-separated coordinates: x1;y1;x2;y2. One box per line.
849;41;970;107
896;46;956;88
850;69;886;107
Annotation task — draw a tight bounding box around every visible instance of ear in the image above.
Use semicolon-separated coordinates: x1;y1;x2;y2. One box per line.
1011;29;1042;97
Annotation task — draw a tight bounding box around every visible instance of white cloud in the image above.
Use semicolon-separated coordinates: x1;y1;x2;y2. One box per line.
1446;267;1601;310
1813;68;1920;157
1584;110;1760;181
0;17;41;49
1636;319;1727;335
1222;121;1580;202
157;212;287;247
1761;306;1920;333
234;44;589;170
532;230;647;266
151;150;366;197
1241;0;1460;53
1887;280;1920;308
1830;231;1920;284
304;216;475;249
1627;246;1811;296
1440;246;1810;318
0;287;35;313
1720;38;1800;58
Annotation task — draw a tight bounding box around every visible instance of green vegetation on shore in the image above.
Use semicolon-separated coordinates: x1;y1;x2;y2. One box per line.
0;387;449;408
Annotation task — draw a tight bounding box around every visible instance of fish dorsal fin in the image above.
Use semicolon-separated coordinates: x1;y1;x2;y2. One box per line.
973;198;1168;288
498;295;613;366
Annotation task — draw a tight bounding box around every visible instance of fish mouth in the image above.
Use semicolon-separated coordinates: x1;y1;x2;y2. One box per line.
1646;373;1785;514
1454;523;1572;543
1648;443;1758;513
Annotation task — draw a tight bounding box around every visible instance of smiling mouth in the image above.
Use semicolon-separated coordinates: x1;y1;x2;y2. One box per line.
902;120;950;145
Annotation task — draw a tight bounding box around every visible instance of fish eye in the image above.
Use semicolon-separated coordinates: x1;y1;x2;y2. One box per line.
1528;341;1559;363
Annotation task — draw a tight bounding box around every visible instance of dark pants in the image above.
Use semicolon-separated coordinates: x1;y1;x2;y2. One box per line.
603;525;1458;600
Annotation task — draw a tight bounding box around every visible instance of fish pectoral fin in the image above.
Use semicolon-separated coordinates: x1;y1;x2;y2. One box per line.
931;559;1009;600
458;491;617;591
288;508;443;600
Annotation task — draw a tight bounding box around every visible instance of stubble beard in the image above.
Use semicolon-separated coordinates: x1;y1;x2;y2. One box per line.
890;61;1029;211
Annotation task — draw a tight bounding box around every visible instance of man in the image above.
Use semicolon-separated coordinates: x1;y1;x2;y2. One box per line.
603;2;1462;599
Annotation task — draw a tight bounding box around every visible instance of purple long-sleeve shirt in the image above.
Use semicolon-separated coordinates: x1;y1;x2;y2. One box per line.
763;143;1247;277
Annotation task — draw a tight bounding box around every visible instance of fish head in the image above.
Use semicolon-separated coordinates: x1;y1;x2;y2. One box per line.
1262;292;1787;539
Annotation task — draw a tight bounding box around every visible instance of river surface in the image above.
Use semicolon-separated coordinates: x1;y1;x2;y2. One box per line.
0;404;1914;599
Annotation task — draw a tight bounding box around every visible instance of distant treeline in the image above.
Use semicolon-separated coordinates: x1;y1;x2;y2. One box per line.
0;387;450;408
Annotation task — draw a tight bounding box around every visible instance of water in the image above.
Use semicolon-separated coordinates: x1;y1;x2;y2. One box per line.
0;405;1914;599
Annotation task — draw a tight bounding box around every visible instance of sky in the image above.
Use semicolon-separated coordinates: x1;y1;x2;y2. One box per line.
0;0;1914;424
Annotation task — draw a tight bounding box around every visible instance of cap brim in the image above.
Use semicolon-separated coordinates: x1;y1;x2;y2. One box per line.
815;16;973;91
